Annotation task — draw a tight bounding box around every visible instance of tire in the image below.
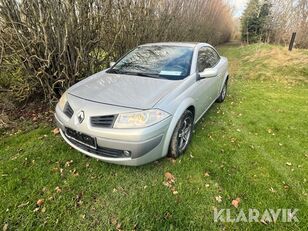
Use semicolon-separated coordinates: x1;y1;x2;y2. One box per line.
168;110;194;158
216;80;228;103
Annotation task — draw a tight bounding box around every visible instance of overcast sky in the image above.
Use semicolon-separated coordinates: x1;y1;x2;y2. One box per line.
228;0;249;17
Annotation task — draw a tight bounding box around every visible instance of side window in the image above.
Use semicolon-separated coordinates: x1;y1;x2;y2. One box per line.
207;48;220;67
197;47;220;72
197;48;211;72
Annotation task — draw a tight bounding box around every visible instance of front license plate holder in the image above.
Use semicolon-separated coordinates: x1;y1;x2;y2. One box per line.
65;127;97;149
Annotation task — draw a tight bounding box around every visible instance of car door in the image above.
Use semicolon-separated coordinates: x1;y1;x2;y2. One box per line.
207;47;225;96
194;47;221;118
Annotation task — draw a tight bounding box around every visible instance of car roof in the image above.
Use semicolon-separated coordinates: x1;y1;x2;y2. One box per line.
139;42;211;48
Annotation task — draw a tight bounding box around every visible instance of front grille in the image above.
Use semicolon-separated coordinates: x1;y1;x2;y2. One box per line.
91;115;116;128
64;103;74;118
65;134;126;158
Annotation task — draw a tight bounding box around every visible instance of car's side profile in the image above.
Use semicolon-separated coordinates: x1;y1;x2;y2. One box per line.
55;42;229;166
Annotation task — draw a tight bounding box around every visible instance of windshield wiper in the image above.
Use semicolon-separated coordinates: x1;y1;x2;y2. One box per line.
108;69;160;78
107;69;122;74
134;72;160;78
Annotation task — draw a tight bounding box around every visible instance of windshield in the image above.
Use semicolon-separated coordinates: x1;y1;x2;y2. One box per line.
107;45;193;80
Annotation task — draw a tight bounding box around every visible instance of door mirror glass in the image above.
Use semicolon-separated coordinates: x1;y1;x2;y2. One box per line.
199;68;218;79
109;61;116;67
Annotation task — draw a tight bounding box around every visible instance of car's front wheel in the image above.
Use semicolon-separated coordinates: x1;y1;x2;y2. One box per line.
169;110;194;158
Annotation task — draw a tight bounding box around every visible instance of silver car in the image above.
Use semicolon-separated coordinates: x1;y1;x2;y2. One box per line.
55;42;229;166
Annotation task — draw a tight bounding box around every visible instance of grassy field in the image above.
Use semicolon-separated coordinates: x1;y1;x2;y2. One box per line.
1;43;307;230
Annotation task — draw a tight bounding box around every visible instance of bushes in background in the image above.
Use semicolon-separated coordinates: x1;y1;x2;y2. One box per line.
0;0;234;103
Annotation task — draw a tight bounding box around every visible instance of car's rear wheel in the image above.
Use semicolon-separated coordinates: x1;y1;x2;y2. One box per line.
216;79;228;103
169;110;194;158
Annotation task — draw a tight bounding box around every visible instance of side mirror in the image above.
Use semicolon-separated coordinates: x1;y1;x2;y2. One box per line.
199;68;218;79
109;61;116;67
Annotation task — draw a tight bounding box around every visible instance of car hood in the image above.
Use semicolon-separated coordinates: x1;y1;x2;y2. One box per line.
68;72;181;109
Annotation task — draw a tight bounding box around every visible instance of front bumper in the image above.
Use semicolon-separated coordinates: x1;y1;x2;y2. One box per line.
55;96;172;166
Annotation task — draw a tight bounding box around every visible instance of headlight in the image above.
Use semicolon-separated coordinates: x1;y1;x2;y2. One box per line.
58;91;68;111
113;109;170;128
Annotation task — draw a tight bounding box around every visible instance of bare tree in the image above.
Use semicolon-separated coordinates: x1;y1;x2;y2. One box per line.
0;0;234;103
268;0;308;48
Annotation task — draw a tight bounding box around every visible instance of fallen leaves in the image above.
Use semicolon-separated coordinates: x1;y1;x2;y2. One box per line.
281;181;290;190
112;186;128;195
71;169;79;177
65;160;73;167
164;172;175;185
215;195;222;203
167;158;176;165
110;217;122;231
51;160;81;178
52;128;60;135
55;186;62;193
163;172;178;195
267;128;276;136
111;217;117;225
116;223;121;230
36;199;44;206
231;197;241;208
269;187;277;193
283;183;290;190
3;223;8;231
38;134;48;140
17;201;29;208
164;211;172;220
60;168;64;176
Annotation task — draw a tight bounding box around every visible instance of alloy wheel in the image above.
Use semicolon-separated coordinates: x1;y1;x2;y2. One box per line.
221;83;227;100
178;116;193;152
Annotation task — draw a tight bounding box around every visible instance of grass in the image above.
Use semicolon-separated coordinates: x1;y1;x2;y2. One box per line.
1;43;307;230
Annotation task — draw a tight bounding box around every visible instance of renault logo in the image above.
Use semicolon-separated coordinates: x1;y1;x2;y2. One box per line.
78;111;85;124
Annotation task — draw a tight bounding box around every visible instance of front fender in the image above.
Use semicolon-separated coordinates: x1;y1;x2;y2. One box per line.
161;98;196;157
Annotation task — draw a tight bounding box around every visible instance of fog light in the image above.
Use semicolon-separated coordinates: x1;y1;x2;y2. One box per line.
123;150;131;157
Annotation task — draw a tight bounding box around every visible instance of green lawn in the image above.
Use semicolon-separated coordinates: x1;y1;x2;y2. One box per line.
1;43;307;230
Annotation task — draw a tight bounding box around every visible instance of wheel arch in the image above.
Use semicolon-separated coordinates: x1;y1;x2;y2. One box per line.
218;72;229;94
161;98;196;157
187;105;195;119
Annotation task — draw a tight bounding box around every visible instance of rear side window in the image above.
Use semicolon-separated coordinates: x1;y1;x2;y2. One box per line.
197;47;220;71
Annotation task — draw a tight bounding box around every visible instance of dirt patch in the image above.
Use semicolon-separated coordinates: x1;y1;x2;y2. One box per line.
0;92;54;135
